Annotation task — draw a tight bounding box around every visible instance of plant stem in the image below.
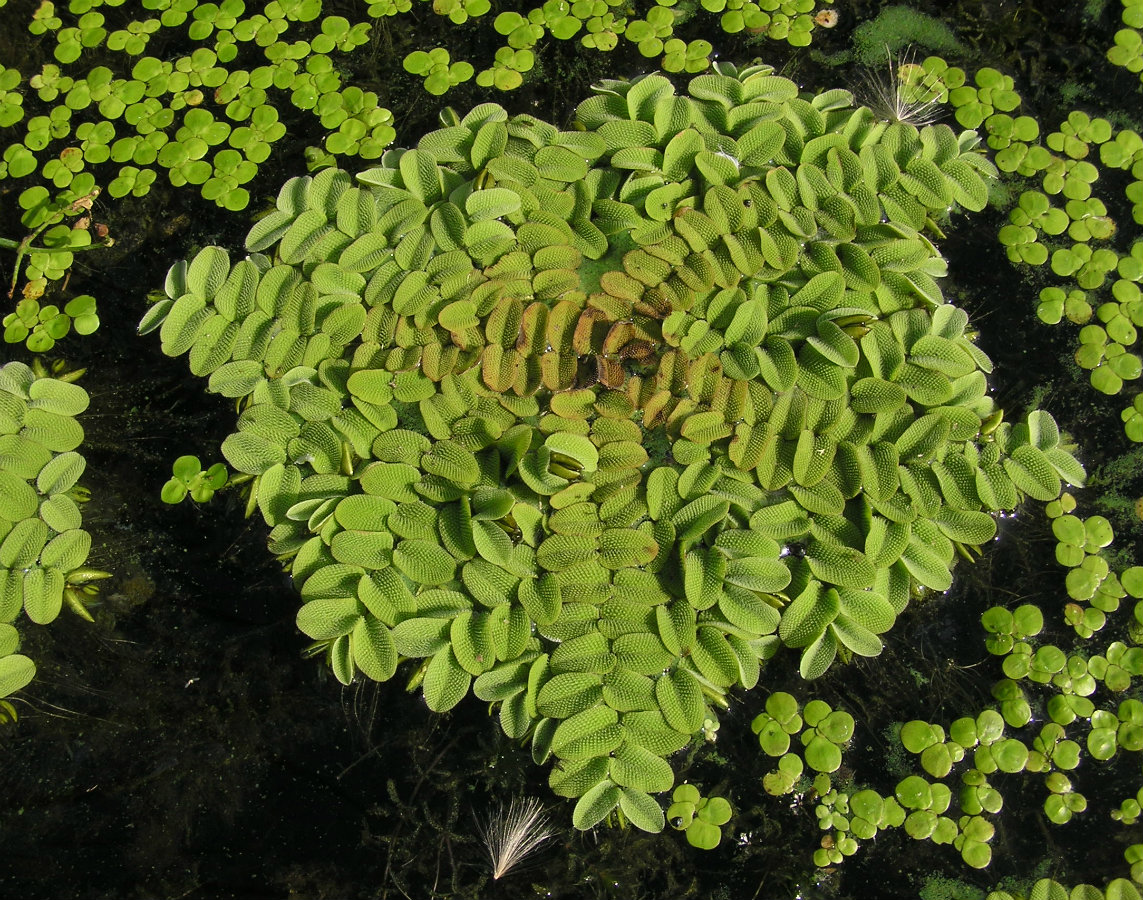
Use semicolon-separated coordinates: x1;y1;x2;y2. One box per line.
2;233;114;299
0;235;114;253
2;187;109;297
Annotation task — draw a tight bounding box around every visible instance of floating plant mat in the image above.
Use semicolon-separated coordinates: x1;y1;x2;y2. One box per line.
140;63;1085;834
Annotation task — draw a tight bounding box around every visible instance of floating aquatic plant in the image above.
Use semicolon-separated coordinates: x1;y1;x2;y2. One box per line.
0;622;34;703
2;294;99;352
990;878;1143;900
142;64;1085;832
0;0;398;222
0;360;109;701
909;45;1143;442
801;488;1143;882
1109;0;1143;82
160;454;230;504
666;783;732;849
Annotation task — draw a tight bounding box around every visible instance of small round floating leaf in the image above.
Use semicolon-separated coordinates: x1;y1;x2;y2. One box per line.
1052;514;1086;547
221;431;287;474
423;645;472;711
685;816;723;849
1087;727;1118;760
959;838;992;869
40;529;91;571
618;786;666;833
573;779;621;830
1012;604;1043;637
1084;515;1113;549
0;652;35;698
21;408;84;453
761;749;804;796
0;518;49;569
393;539;457;585
850;789;884;828
992;738;1028;773
901;720;940;754
297;597;360;640
0;473;38;522
754;717;791;756
27;378;89;416
895;775;933;810
23;567;64;625
804;735;842;773
1124;567;1143;600
905;809;938;840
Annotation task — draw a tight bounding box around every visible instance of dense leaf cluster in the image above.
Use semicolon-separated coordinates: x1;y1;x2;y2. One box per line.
799;506;1143;875
0;361;102;700
143;65;1083;831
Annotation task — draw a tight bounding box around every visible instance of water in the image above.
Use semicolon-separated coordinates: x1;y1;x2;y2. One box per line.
2;1;1142;897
